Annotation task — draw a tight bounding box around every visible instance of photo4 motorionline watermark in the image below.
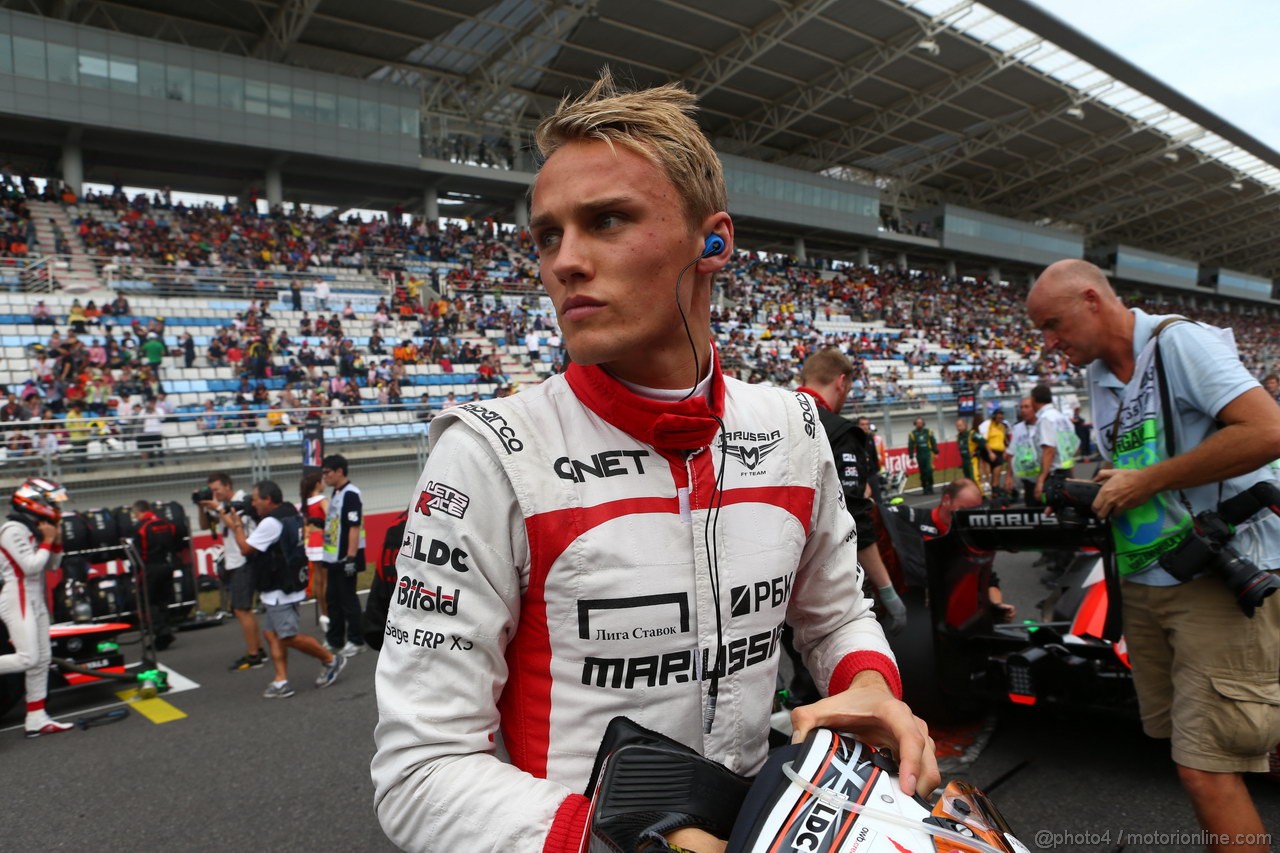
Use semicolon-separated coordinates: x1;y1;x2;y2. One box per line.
1034;829;1272;849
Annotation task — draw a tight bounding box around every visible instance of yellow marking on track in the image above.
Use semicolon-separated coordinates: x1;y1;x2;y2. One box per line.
115;689;188;724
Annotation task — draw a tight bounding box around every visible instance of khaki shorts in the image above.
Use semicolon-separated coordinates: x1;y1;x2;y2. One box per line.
1121;574;1280;773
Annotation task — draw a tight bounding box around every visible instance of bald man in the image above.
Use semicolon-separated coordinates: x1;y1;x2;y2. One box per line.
1028;259;1280;851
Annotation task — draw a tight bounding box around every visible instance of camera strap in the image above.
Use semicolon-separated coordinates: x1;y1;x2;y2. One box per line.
1152;318;1222;518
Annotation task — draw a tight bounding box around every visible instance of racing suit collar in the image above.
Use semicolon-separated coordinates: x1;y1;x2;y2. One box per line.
795;386;834;413
565;348;726;452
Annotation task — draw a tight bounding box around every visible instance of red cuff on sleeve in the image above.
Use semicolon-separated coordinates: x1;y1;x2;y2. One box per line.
39;543;61;554
828;651;902;700
543;793;591;853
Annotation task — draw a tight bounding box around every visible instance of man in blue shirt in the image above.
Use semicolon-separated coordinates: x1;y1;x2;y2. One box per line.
1028;259;1280;851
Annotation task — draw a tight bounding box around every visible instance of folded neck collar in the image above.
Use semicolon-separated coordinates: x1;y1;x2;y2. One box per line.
565;352;726;452
796;386;834;413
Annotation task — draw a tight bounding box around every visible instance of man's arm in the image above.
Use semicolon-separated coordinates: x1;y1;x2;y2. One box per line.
221;508;252;555
341;490;363;565
1093;386;1280;517
373;423;582;853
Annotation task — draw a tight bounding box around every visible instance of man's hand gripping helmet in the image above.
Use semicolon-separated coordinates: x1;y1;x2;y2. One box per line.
11;477;69;525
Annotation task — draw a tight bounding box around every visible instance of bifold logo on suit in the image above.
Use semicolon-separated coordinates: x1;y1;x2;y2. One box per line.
396;574;462;616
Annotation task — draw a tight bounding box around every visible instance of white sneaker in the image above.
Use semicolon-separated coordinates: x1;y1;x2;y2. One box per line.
25;717;74;738
339;641;365;657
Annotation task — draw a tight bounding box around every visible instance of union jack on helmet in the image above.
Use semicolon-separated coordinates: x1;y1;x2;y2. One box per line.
11;477;68;525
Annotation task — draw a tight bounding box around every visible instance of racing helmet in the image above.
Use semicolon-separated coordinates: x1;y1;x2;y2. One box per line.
11;477;69;525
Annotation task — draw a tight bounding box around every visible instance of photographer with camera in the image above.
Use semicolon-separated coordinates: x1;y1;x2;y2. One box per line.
1029;260;1280;851
224;480;345;699
197;473;265;671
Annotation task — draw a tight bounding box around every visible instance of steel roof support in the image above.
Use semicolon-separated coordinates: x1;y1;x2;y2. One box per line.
781;33;1044;169
453;0;590;127
1010;136;1213;214
252;0;322;63
684;0;836;97
1119;188;1279;247
888;96;1074;189
726;1;975;150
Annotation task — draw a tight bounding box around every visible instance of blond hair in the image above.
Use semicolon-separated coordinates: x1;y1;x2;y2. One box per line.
800;347;854;387
534;67;727;226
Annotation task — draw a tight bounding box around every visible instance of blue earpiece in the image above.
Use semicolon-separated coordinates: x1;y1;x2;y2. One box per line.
702;234;725;258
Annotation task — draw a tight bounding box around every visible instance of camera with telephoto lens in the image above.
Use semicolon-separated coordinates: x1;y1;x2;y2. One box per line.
226;496;256;520
1157;481;1280;618
191;486;214;505
1042;471;1280;617
1041;469;1102;528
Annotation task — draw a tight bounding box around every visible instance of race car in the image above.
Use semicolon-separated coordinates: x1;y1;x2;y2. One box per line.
0;619;133;718
885;496;1280;780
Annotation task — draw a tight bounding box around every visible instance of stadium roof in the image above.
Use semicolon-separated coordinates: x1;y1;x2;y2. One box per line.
17;0;1280;279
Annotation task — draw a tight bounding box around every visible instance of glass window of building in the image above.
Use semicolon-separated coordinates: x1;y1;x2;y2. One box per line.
79;50;109;88
292;87;315;122
400;105;419;137
194;70;218;106
12;37;45;80
337;95;358;129
380;102;398;136
165;65;192;102
245;79;268;115
138;60;165;99
269;83;290;118
315;91;337;124
108;56;137;93
46;43;76;85
219;74;244;111
0;34;11;75
359;98;378;132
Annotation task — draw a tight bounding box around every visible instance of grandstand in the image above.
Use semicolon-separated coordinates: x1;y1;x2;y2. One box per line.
0;0;1278;486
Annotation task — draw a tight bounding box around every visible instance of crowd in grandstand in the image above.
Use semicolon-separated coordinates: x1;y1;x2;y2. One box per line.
2;172;1278;467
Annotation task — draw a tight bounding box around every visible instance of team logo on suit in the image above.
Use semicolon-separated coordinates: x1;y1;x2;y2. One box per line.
723;432;783;472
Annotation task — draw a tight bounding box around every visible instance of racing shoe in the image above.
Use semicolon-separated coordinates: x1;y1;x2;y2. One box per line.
230;651;268;671
316;653;347;688
339;641;365;657
262;681;296;699
25;718;74;738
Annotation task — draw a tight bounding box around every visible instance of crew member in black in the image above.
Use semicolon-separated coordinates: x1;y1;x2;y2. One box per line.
797;349;906;634
363;508;409;651
132;500;178;650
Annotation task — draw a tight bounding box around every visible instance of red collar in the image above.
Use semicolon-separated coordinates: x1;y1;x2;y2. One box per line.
564;353;726;452
795;386;834;413
931;506;950;536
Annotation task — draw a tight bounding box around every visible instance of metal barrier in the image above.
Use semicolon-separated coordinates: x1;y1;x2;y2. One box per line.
0;403;434;480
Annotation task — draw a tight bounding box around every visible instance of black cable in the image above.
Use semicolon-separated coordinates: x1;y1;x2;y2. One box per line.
702;412;729;733
674;247;730;731
674;254;702;402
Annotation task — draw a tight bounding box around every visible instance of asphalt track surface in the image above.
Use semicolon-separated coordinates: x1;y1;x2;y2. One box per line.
4;498;1279;853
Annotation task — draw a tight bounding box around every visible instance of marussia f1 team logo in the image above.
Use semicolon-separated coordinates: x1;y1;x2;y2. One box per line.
413;481;470;519
724;437;783;472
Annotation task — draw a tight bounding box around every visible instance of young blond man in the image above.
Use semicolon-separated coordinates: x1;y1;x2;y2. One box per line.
373;71;936;853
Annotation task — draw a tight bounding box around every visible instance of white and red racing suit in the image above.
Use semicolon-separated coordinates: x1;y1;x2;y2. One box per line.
372;357;900;853
0;518;63;710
